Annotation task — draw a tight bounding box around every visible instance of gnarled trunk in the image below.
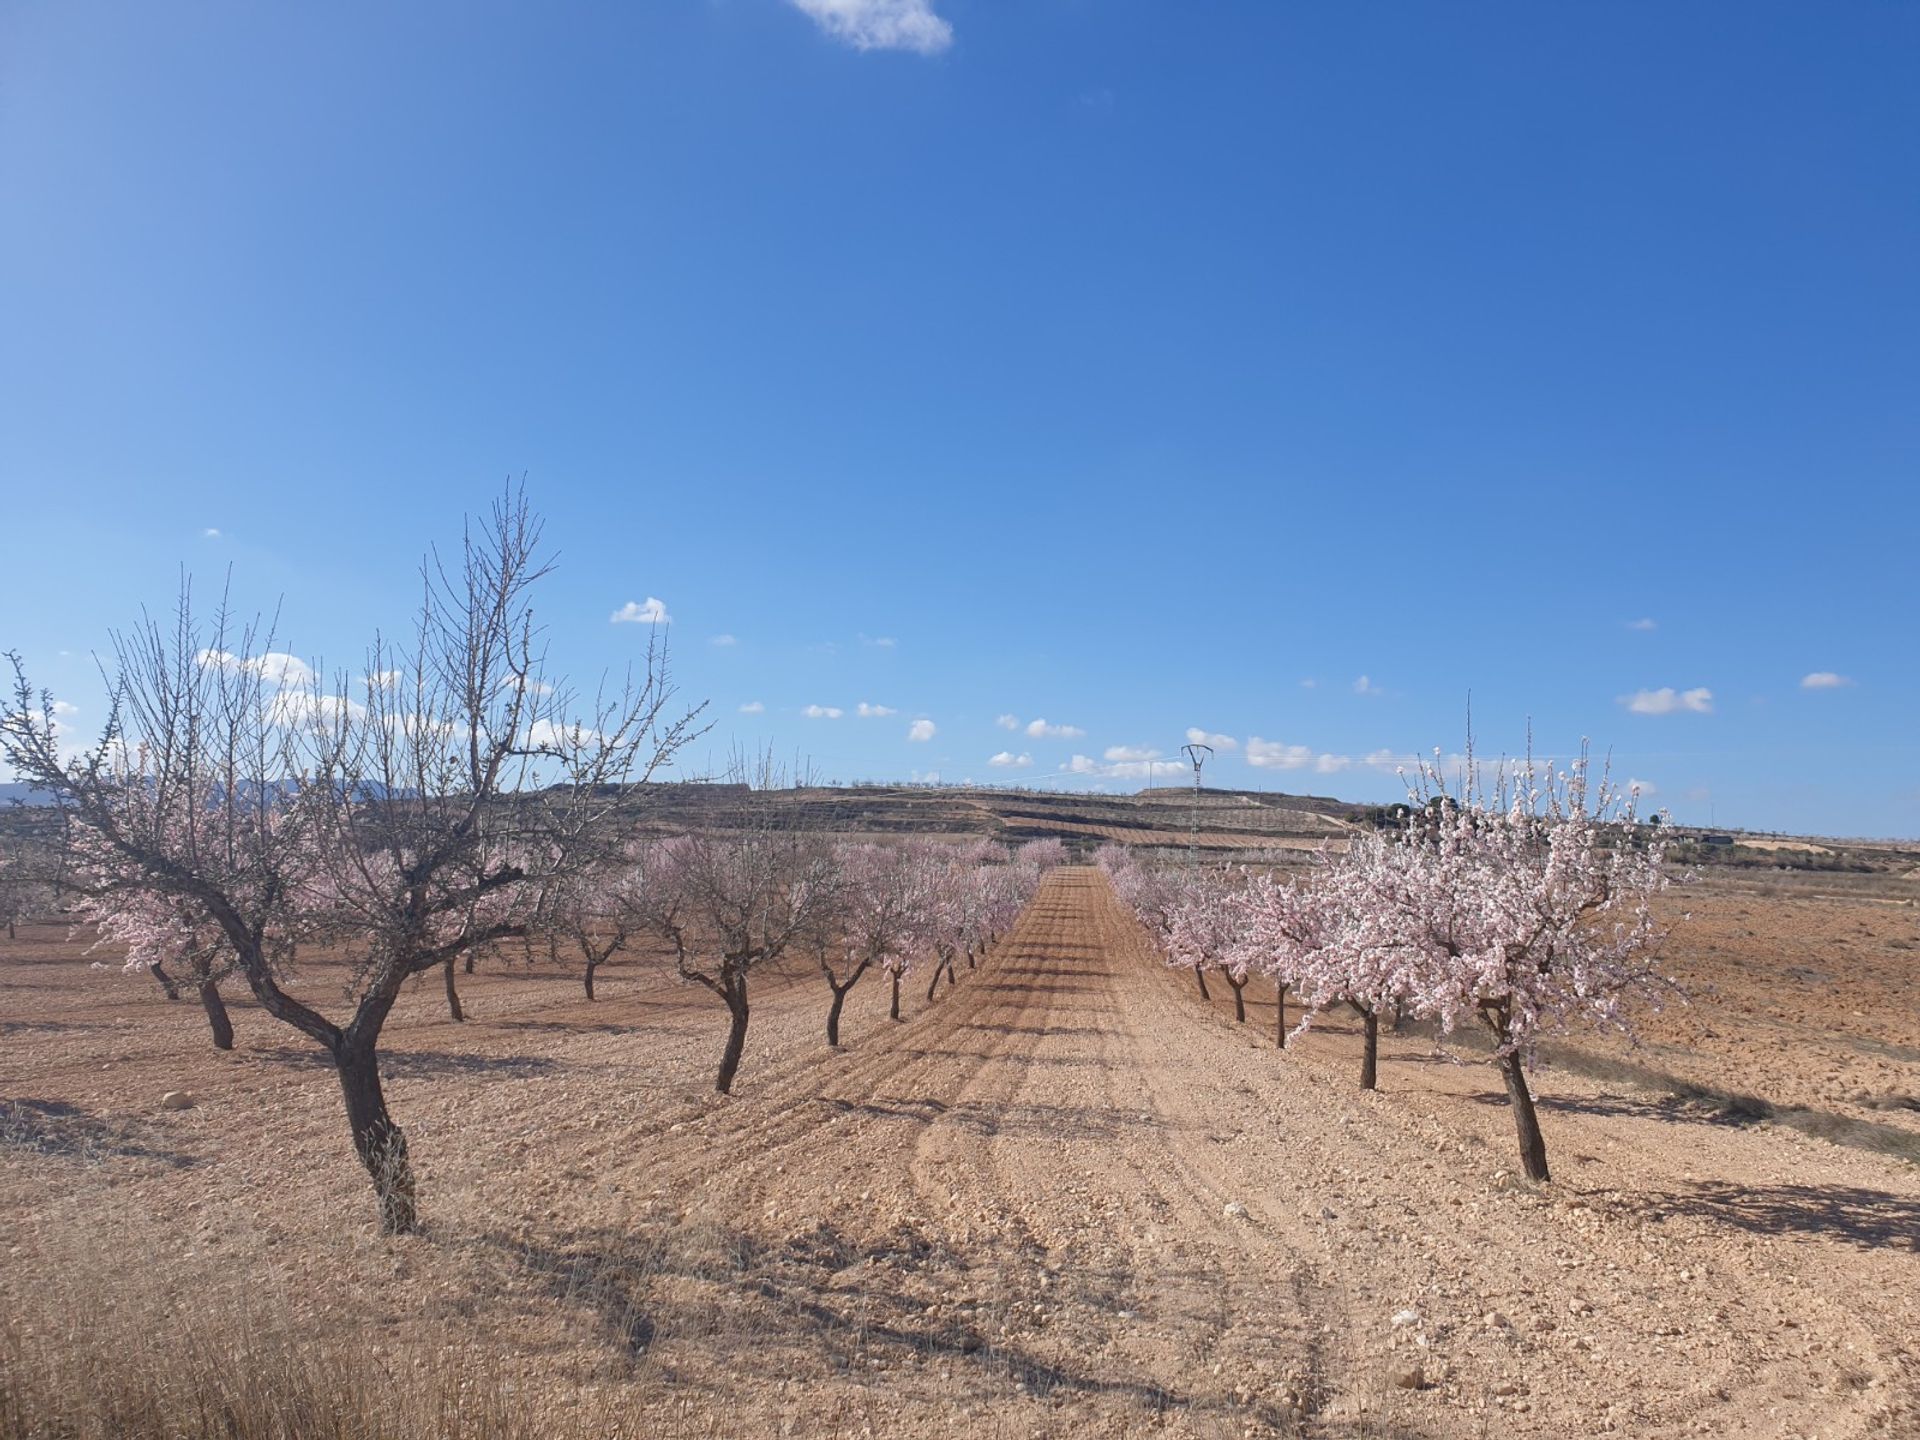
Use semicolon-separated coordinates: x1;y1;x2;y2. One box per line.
889;970;902;1021
1195;967;1211;1001
1498;1049;1550;1181
584;959;599;1001
826;982;851;1047
1359;1006;1378;1090
1274;981;1287;1049
150;961;182;1002
443;953;465;1022
334;1040;418;1234
715;983;750;1094
463;952;475;975
1226;972;1247;1023
198;979;234;1051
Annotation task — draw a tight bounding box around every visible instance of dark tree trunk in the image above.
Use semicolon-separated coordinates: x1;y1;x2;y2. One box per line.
966;946;976;970
1195;967;1211;1001
945;955;957;990
463;952;475;975
5;917;13;941
1498;1050;1551;1182
927;953;951;1003
827;983;850;1047
198;979;234;1051
1274;981;1287;1049
890;970;902;1021
715;984;750;1095
443;953;465;1022
1359;1006;1378;1090
584;959;598;1001
1226;973;1248;1023
150;961;182;1001
334;1041;418;1234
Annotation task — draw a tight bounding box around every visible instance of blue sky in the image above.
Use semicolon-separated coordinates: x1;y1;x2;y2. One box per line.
2;2;1915;837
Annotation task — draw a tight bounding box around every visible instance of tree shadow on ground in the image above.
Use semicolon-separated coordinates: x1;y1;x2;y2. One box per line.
0;1097;197;1167
1629;1180;1920;1253
814;1094;1161;1141
249;1045;566;1078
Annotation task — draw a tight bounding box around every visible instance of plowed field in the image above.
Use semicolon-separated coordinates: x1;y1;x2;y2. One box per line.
3;868;1917;1437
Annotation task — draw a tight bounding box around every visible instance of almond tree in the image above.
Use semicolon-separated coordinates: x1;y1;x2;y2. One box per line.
813;840;916;1045
545;844;656;1002
1378;746;1674;1181
641;763;837;1093
2;492;699;1232
1166;867;1253;1020
1098;846;1214;1000
77;880;249;1049
1228;869;1332;1050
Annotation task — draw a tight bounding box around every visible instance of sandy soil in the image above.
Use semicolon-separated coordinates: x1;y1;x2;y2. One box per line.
3;867;1917;1437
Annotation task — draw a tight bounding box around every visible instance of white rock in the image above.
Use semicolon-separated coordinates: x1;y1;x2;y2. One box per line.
160;1091;194;1111
1391;1308;1421;1327
1223;1201;1248;1219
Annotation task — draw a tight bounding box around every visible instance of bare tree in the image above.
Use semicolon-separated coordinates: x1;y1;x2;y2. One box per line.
2;490;702;1232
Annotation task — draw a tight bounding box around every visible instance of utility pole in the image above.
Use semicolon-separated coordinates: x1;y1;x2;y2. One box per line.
1180;743;1212;863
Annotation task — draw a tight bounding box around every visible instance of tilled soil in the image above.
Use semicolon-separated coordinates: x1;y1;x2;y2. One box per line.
3;867;1917;1437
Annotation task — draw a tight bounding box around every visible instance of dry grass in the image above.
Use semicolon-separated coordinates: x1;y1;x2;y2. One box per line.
0;1222;656;1440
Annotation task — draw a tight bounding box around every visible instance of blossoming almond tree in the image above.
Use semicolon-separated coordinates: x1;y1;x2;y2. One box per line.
815;840;920;1046
639;757;838;1094
1383;746;1674;1180
1166;866;1255;1021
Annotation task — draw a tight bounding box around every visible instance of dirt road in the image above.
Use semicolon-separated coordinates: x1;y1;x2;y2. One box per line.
4;867;1917;1437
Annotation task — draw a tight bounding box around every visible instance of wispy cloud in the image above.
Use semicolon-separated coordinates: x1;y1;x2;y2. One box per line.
202;527;222;540
1800;671;1853;690
987;751;1032;769
1622;686;1714;716
786;0;953;55
1352;675;1388;697
1104;744;1160;763
1245;738;1314;771
739;700;765;714
856;701;897;718
1299;679;1318;690
995;714;1020;731
907;718;936;742
610;597;670;625
802;704;843;719
1026;718;1085;739
1628;777;1658;796
859;633;897;649
1626;618;1658;632
710;634;737;647
1185;728;1237;751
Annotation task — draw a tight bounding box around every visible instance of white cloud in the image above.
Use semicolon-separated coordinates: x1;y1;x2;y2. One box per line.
911;769;941;784
1184;728;1238;751
857;702;897;718
1246;737;1314;771
202;527;222;540
907;718;936;742
1800;672;1852;690
1065;753;1183;782
1299;679;1318;689
197;649;318;688
610;597;670;625
739;700;765;714
995;714;1020;731
988;751;1032;769
1623;686;1714;716
802;704;843;719
1026;718;1085;739
1627;618;1657;632
860;633;897;649
1104;745;1160;763
51;700;79;718
1352;675;1387;697
711;634;738;647
1628;778;1658;797
787;0;953;55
